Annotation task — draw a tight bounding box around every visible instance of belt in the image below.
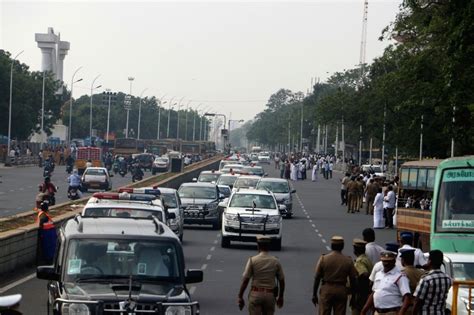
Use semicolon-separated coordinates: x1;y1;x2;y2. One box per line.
322;281;346;285
251;286;274;293
375;307;401;313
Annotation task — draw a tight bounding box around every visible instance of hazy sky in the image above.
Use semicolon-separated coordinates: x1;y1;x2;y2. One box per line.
1;0;401;121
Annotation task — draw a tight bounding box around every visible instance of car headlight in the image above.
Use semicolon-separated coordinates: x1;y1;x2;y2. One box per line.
165;305;192;315
267;215;281;224
225;213;238;221
61;303;90;315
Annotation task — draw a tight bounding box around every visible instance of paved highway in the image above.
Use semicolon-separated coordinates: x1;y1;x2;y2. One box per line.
0;165;155;217
1;163;397;314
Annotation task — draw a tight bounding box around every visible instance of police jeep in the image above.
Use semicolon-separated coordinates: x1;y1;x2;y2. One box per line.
36;215;202;314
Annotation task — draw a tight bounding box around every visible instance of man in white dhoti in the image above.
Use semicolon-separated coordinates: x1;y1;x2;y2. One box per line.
312;163;319;182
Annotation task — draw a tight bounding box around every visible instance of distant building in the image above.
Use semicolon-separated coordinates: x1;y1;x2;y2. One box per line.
35;27;70;84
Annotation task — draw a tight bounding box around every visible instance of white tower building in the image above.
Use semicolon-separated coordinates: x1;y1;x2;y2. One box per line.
35;27;70;83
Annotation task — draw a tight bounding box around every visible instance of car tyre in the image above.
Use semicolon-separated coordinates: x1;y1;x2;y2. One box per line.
272;238;282;251
285;213;292;219
221;236;230;248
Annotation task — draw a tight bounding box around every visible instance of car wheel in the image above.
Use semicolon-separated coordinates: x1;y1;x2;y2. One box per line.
285;213;292;219
272;238;282;251
221;236;230;248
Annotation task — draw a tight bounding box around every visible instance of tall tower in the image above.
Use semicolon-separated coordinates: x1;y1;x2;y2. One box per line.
35;27;70;83
359;0;368;74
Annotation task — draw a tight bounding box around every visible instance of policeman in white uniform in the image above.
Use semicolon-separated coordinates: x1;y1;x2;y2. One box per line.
361;251;411;315
396;232;428;269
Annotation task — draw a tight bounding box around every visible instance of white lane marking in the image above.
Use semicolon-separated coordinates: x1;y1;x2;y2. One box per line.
213;240;218;244
201;264;208;270
326;246;331;251
321;239;327;243
189;286;196;295
9;190;14;192
216;233;220;237
19;188;24;191
210;246;215;252
309;219;312;223
315;229;319;233
318;233;323;237
206;254;212;260
16;207;22;210
0;273;36;294
27;186;32;188
311;224;316;228
306;215;310;219
0;192;5;194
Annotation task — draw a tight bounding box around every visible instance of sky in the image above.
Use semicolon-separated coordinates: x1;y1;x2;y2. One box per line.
1;0;402;122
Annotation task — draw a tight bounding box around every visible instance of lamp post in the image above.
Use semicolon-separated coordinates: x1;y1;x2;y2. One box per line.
89;74;101;145
228;119;244;151
185;100;192;140
192;104;203;141
205;112;227;150
6;50;24;164
176;97;185;140
103;89;117;144
157;95;167;140
125;77;134;138
200;107;212;141
137;88;148;140
68;66;83;144
167;97;176;138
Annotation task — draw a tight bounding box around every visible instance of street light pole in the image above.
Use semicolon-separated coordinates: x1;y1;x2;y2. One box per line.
126;77;134;138
451;105;456;157
68;66;83;144
89;74;101;144
137;88;148;140
176;97;185;140
157;95;167;140
7;50;24;163
185;100;192;141
192;104;202;141
40;70;46;148
105;89;112;144
167;97;176;138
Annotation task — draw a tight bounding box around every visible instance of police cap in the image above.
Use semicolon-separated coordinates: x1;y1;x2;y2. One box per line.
380;251;397;261
399;248;415;259
353;238;367;247
400;232;414;241
256;235;271;244
385;242;400;252
331;235;344;244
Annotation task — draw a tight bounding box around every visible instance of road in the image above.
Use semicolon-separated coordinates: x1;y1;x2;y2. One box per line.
1;163;397;314
0;165;154;217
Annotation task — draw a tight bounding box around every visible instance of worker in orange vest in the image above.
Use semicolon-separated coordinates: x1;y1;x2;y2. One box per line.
36;201;57;265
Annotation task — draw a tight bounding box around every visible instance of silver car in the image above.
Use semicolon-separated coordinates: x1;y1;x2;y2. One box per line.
158;187;184;242
256;177;295;218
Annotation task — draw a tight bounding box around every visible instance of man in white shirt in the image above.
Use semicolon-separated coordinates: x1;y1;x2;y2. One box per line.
384;185;397;229
363;228;385;265
361;251;411;315
396;232;427;269
369;243;400;282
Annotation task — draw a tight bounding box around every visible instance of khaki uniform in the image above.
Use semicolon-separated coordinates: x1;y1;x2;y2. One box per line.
315;251;357;315
352;254;373;315
365;183;378;215
402;266;424;315
347;180;358;213
242;252;284;315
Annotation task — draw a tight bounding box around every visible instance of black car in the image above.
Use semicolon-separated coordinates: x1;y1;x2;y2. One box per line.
133;153;155;171
37;216;202;314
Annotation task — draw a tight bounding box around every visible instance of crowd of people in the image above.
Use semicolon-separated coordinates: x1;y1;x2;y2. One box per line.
273;153;337;182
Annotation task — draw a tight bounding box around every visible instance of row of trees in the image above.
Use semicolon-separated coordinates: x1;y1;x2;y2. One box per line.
245;0;474;158
0;49;211;142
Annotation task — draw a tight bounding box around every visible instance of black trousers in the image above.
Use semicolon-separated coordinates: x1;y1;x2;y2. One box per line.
385;207;394;228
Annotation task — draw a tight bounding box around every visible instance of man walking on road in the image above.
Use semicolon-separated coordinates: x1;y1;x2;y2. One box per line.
238;235;285;315
363;228;384;265
384;185;396;229
312;236;357;315
365;178;377;215
351;239;373;315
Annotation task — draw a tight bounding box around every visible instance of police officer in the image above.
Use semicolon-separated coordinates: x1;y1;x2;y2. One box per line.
238;235;285;315
36;201;57;265
400;248;424;314
361;251;411;315
312;236;357;315
352;239;373;315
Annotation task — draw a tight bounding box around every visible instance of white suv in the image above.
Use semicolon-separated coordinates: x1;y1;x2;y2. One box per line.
220;189;283;250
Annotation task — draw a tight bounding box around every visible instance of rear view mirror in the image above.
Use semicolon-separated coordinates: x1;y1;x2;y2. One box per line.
291;189;296;194
278;204;287;213
185;269;203;284
192;178;197;182
37;266;60;281
218;201;227;208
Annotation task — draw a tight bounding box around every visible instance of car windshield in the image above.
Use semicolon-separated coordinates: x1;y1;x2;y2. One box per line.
256;181;289;193
83;207;163;222
179;186;217;199
234;178;260;189
435;168;474;233
64;239;180;282
217;176;238;186
245;167;264;175
222;165;243;173
229;194;276;209
451;261;474;281
85;169;106;176
162;193;178;208
198;174;220;182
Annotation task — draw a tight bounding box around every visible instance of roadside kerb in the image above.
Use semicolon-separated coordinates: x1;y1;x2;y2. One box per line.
0;156;222;277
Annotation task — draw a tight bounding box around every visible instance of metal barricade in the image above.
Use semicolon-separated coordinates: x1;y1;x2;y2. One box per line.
452;280;474;314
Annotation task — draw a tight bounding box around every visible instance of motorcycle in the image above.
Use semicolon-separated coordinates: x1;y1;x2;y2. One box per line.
66;164;73;174
0;294;22;314
131;165;144;182
67;186;81;200
119;168;127;177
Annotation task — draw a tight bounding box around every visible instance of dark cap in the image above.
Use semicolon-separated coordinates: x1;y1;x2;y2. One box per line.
385;242;400;252
399;248;415;258
353;238;367;247
380;251;397;261
400;232;414;241
256;235;271;244
331;235;344;244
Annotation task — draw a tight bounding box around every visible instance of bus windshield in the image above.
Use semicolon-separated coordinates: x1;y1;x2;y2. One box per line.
435;168;474;233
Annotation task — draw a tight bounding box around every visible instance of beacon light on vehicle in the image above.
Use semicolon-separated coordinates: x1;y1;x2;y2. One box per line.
92;192;156;202
118;187;161;196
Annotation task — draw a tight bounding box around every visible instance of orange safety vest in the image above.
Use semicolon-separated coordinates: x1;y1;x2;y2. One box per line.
36;211;55;230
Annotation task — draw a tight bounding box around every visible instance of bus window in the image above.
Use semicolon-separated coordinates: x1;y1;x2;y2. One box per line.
417;169;427;189
435;168;474;233
427;169;436;189
401;168;409;187
408;169;418;188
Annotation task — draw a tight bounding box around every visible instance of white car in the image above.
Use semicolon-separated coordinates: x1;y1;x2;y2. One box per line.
220;189;284;250
232;175;261;192
152;156;169;174
81;167;112;191
257;153;271;164
156;187;184;241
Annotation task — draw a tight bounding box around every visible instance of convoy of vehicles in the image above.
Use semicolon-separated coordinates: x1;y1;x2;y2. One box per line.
256;177;295;218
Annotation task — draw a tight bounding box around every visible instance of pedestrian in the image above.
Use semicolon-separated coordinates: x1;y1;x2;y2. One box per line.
324;161;330;180
290;161;298;181
328;161;333;178
396;232;427;269
312;236;357;315
384;185;396;229
237;235;285;315
361;251;411;315
365;178;377;215
356;177;364;212
362;228;384;265
274;155;280;170
36;201;57;265
312;162;319;182
279;160;285;179
351;239;373;315
340;172;350;205
373;188;384;229
284;160;291;180
38;149;43;167
413;250;452;315
399;249;424;296
347;177;358;213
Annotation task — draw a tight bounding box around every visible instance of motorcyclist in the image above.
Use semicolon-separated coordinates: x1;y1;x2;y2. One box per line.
104;154;113;170
67;169;83;198
119;157;127;174
65;154;74;173
85;159;93;168
132;163;144;181
39;177;57;205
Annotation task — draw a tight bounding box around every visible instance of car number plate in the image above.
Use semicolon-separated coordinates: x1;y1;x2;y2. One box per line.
90;183;100;188
243;223;263;231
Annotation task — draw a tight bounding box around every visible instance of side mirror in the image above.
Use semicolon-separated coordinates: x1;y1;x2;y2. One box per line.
278;204;287;213
167;212;176;220
263;173;268;177
219;193;225;199
291;189;296;194
192;178;197;182
37;265;60;281
185;269;203;284
218;201;227;208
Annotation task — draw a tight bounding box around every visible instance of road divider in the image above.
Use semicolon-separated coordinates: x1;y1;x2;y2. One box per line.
0;156;222;277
